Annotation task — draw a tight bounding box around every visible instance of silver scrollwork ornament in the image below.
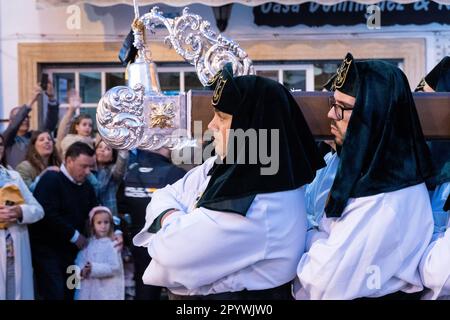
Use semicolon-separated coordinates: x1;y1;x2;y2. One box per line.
141;6;254;85
96;84;145;150
97;6;253;151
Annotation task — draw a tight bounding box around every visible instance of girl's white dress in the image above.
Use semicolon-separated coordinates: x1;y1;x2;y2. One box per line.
75;237;124;300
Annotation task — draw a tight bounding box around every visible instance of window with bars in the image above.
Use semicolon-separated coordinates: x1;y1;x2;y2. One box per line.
45;62;319;107
46;66;205;130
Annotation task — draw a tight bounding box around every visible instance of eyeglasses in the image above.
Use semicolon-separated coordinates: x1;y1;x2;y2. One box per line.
328;96;354;120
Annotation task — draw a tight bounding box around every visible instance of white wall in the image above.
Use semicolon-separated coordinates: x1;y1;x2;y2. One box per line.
1;0;448;128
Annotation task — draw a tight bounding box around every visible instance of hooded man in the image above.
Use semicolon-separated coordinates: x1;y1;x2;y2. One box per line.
295;53;435;300
418;56;450;300
133;63;325;299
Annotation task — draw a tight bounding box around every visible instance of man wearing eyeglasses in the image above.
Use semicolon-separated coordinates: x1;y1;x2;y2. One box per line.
304;97;343;230
304;82;354;231
295;53;435;300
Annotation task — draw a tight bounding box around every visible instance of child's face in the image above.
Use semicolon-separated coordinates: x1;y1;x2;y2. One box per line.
96;141;113;164
93;212;111;238
75;118;93;137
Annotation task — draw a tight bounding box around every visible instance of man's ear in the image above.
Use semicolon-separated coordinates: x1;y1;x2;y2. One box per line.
65;156;73;167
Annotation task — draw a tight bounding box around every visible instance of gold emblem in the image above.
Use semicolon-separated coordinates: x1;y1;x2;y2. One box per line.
212;76;228;106
149;102;176;128
131;18;145;33
333;57;352;90
207;71;221;87
415;78;427;92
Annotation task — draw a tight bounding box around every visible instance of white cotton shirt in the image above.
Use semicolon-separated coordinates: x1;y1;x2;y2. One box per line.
133;156;308;296
419;182;450;300
294;182;433;300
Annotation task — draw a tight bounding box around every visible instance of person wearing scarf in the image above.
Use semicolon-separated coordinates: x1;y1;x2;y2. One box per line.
295;53;435;300
133;63;325;299
417;56;450;300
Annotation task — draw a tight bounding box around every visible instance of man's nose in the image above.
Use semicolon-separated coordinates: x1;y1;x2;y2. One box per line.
207;119;216;131
327;107;338;120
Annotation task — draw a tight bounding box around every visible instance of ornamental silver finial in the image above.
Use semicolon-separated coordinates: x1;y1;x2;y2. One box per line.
97;6;253;151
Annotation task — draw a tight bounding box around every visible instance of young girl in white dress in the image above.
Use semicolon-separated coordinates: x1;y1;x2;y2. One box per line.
75;206;124;300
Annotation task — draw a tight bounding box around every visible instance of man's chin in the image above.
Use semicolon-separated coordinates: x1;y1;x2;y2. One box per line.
216;151;226;160
214;147;226;160
334;138;343;147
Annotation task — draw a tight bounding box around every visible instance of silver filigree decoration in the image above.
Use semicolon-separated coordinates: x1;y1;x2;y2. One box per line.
137;93;196;150
97;6;252;151
139;6;254;85
96;84;145;150
97;87;196;151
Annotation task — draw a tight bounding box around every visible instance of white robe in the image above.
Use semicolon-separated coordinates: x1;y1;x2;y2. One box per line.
133;156;307;296
295;183;433;300
419;182;450;300
0;170;44;300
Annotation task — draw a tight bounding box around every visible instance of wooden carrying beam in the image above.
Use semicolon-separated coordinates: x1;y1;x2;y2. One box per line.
188;91;450;139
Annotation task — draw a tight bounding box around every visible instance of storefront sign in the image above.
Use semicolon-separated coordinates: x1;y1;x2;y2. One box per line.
253;1;450;27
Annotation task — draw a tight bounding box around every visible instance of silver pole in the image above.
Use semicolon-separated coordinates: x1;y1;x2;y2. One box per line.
133;0;140;19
